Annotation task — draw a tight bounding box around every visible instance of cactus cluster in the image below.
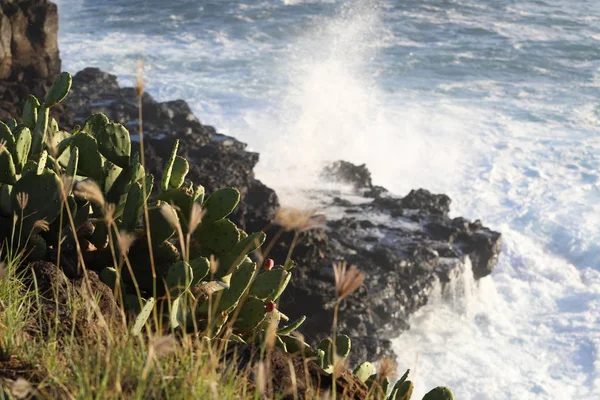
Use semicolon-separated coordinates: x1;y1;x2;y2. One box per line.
0;73;454;399
0;73;73;257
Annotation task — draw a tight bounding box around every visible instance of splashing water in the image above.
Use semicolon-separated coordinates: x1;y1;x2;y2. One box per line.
54;0;600;398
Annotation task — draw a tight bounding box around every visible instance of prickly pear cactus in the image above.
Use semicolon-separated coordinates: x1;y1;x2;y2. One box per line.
353;362;374;383
201;187;240;224
421;387;454;400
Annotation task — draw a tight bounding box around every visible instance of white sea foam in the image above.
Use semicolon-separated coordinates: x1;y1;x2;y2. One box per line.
54;0;600;398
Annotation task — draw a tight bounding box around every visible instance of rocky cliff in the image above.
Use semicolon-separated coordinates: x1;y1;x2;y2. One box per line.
0;0;502;362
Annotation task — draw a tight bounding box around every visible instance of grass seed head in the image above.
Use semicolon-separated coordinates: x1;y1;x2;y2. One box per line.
274;206;326;232
333;261;366;301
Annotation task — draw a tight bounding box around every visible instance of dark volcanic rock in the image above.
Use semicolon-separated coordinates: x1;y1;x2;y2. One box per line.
270;163;502;363
63;67;279;231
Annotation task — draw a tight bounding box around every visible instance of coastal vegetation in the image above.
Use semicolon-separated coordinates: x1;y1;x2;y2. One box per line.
0;72;454;399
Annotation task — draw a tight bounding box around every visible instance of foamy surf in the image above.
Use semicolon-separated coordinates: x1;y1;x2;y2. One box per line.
54;0;600;398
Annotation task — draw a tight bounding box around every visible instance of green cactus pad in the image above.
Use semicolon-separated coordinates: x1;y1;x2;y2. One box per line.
73;201;91;232
165;261;193;297
147;201;176;245
131;297;155;336
105;160;138;206
140;174;154;203
13;126;31;173
11;169;62;234
99;267;118;291
6;119;16;132
317;338;334;369
389;380;414;400
97;123;131;168
196;219;240;255
201;188;240;224
0;122;15;155
231;231;266;256
421;386;453;400
48;118;59;137
22;95;40;129
335;334;351;358
248;268;291;302
69;133;104;181
64;147;78;180
169;156;189;189
233;295;267;334
0;146;16;185
190;256;210;285
216;261;256;313
36;150;48;175
102;162;121;195
353;362;374;383
203;312;229;338
26;234;47;261
161;140;179;191
126;240;180;293
81;113;109;138
315;349;326;369
156;186;198;233
120;182;143;232
366;374;390;397
31;106;49;155
396;369;410;388
278;335;310;355
210;252;250;279
0;184;12;217
44;71;72;108
194;184;205;207
277;315;306;336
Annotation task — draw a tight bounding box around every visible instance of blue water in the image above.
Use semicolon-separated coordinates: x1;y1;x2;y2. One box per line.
54;1;600;398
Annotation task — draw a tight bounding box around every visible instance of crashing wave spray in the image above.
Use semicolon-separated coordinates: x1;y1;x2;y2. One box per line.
250;0;465;194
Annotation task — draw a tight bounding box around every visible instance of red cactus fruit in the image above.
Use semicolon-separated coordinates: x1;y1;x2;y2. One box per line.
263;258;274;270
265;301;276;312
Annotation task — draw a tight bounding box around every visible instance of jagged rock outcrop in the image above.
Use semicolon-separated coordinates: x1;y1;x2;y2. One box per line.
0;0;62;121
270;162;502;362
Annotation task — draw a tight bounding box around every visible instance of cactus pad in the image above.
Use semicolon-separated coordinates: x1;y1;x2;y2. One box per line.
216;261;256;313
165;261;193;297
22;95;40;128
169;156;189;189
248;268;291;302
421;387;454;400
196;219;240;255
97;123;131;167
201;188;240;224
43;71;72;108
0;146;16;185
161;140;179;191
233;295;267;334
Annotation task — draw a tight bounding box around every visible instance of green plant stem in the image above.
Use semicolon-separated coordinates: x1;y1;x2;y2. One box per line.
331;299;341;400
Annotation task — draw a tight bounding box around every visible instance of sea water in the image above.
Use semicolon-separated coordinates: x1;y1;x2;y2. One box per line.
53;1;600;398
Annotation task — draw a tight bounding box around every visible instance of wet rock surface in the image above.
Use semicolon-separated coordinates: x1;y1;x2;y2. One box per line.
271;162;502;362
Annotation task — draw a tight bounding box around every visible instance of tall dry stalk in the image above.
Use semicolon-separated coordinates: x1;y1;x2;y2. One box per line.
135;58;158;300
331;261;366;400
